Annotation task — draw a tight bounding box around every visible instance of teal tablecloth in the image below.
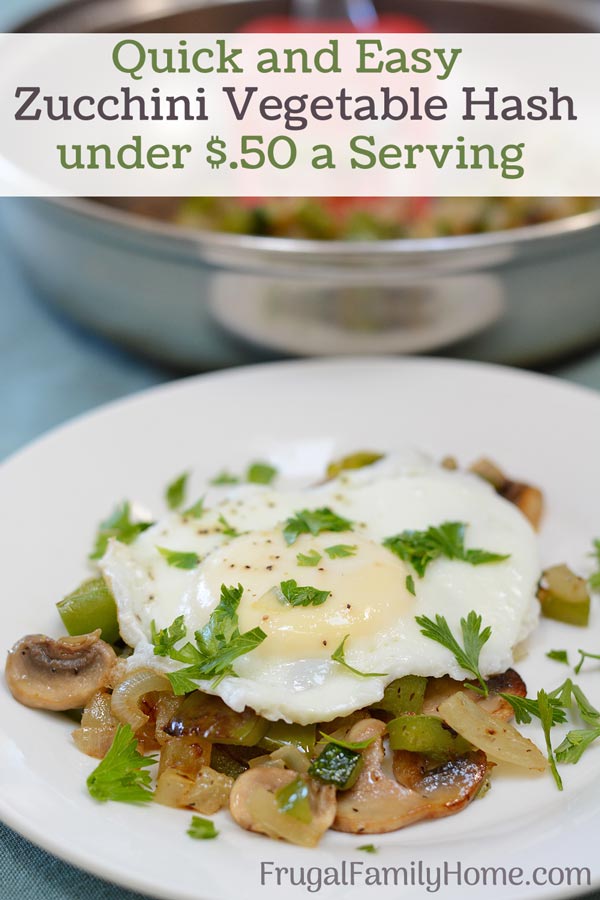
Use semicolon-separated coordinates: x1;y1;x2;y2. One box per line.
1;2;600;897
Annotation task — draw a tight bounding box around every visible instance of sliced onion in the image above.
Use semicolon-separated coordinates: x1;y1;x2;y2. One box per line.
111;668;171;732
73;726;116;758
247;787;326;848
249;754;286;769
438;691;547;772
155;766;233;814
73;690;117;758
269;745;311;773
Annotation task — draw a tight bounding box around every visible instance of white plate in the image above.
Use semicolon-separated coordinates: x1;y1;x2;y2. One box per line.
1;357;599;900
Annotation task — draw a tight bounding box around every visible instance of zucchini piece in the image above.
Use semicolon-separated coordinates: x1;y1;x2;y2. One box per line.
259;722;316;755
538;565;590;627
57;577;120;645
388;714;472;757
275;775;312;823
370;675;427;717
308;742;363;790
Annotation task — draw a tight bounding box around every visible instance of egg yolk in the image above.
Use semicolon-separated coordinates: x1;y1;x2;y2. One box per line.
196;528;415;662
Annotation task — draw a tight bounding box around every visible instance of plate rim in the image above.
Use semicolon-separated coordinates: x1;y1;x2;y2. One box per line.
1;354;599;900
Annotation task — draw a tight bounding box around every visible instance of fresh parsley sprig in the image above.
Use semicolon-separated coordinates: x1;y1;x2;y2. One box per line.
218;514;243;539
90;502;154;560
549;678;600;725
165;472;189;510
546;678;600;772
415;611;491;696
537;689;563;791
325;544;357;559
384;521;509;578
211;471;239;485
210;462;278;487
556;726;600;764
151;615;187;657
157;547;201;570
246;462;278;485
546;649;569;665
499;693;567;726
87;725;156;803
183;497;206;519
319;731;375;751
279;579;331;608
331;635;387;678
589;539;600;591
187;815;219;839
574;649;600;675
283;507;353;546
161;584;266;694
297;549;322;567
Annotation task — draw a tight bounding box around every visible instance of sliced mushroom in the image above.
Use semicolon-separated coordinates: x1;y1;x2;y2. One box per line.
230;766;336;847
469;457;544;530
333;718;488;834
393;749;490;804
5;630;116;711
423;669;527;723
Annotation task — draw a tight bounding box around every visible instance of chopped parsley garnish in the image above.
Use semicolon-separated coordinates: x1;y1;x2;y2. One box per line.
406;574;416;596
283;507;353;546
550;678;600;725
319;731;375;751
589;539;600;591
87;725;156;803
556;726;600;764
275;775;311;822
183;497;205;519
358;844;377;853
165;472;189;510
187;815;219;840
551;678;600;766
384;521;509;578
151;615;187;657
331;635;387;678
538;689;563;790
90;502;153;560
246;462;278;485
211;471;240;486
218;514;243;539
325;544;357;559
163;584;266;693
279;579;331;608
574;649;600;675
415;611;491;696
547;649;570;665
297;549;322;567
499;693;567;726
157;547;201;570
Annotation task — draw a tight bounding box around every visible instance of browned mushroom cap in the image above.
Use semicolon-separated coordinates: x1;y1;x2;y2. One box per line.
333;718;488;834
393;749;490;803
230;767;336;846
5;630;116;711
423;669;527;723
469;458;544;530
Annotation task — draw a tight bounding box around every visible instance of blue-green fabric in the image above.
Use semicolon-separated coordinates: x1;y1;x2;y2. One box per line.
1;2;600;897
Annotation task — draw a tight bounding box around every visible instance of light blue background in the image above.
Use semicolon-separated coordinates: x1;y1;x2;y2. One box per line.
0;1;599;897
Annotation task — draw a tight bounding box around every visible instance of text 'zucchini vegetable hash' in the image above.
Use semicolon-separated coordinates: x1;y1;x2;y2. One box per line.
6;451;600;846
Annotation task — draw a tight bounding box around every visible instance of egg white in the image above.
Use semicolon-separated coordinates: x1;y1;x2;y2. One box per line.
101;452;540;724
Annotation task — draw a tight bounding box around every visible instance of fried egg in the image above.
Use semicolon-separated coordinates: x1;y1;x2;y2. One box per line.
101;452;540;724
